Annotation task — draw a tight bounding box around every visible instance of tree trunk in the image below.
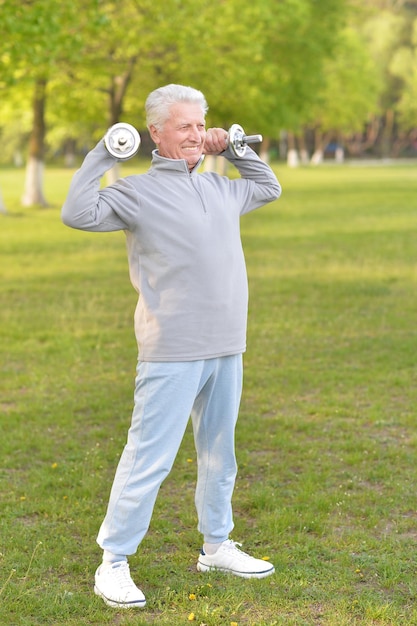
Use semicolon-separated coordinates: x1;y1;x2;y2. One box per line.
311;128;325;165
203;155;225;173
259;137;270;163
287;132;299;167
22;158;46;206
380;109;394;158
0;187;6;214
108;59;137;126
203;155;216;172
64;138;76;167
344;116;380;157
297;134;309;164
106;57;138;186
22;78;48;207
106;165;121;185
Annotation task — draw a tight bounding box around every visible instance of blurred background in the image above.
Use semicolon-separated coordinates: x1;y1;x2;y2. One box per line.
1;0;417;206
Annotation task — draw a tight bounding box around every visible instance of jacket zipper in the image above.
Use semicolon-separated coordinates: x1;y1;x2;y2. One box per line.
190;176;207;214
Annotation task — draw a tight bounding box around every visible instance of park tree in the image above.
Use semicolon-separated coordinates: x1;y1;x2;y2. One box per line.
2;0;417;193
306;25;381;163
386;3;417;152
2;0;355;174
41;0;222;180
394;17;417;135
197;0;350;132
70;0;200;182
345;0;417;156
171;0;353;165
46;0;352;170
361;7;409;156
287;0;417;161
0;0;103;206
259;0;352;163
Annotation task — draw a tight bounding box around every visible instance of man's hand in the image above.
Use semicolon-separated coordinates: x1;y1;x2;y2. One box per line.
203;128;229;155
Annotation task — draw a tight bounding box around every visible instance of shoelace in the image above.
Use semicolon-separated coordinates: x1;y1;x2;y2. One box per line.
112;562;135;590
222;540;255;561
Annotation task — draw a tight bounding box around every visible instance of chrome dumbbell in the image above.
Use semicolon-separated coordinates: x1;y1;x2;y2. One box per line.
103;121;262;160
104;122;141;160
228;124;263;157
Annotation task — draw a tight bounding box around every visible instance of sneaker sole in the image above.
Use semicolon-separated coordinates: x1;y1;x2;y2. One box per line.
197;561;275;579
94;585;146;609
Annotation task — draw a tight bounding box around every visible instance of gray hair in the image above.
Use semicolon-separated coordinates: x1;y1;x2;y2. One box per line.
145;84;209;131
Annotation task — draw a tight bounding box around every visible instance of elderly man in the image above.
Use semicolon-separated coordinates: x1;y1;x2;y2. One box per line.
62;83;281;609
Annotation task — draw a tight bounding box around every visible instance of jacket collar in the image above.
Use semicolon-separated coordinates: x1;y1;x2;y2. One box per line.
150;149;204;176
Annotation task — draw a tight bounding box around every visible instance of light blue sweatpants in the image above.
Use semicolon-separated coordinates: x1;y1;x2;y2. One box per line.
97;355;243;556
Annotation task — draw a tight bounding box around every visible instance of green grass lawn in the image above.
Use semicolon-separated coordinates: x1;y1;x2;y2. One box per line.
1;160;417;625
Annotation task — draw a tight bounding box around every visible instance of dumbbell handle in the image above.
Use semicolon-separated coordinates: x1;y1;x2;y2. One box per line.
241;134;263;145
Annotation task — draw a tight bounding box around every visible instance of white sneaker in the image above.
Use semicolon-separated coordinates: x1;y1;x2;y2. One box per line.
94;561;146;608
197;540;275;579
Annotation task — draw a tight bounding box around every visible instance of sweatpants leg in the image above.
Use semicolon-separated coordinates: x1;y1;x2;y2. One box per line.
96;355;243;556
192;354;243;544
97;360;202;555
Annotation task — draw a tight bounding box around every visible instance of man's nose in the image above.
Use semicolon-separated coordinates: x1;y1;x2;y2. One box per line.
189;126;202;142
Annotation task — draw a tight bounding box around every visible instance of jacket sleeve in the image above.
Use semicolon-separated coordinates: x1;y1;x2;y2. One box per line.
223;145;282;215
61;140;134;232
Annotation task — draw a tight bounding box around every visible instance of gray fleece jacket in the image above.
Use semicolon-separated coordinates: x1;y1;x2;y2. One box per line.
62;141;281;361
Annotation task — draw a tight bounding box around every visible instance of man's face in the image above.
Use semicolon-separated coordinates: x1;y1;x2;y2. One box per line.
149;102;206;170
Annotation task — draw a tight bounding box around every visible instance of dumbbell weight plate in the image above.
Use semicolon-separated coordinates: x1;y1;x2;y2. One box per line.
104;122;141;160
228;124;247;158
228;124;263;158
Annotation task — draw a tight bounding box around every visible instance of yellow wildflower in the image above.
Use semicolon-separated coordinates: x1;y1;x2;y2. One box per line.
189;593;196;600
188;612;195;621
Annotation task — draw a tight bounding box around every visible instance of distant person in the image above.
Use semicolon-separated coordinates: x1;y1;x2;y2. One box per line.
62;83;281;609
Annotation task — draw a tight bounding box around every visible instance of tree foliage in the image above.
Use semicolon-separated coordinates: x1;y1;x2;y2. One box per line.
0;0;416;195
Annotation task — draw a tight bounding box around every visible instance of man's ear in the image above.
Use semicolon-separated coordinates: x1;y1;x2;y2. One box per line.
149;124;160;144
